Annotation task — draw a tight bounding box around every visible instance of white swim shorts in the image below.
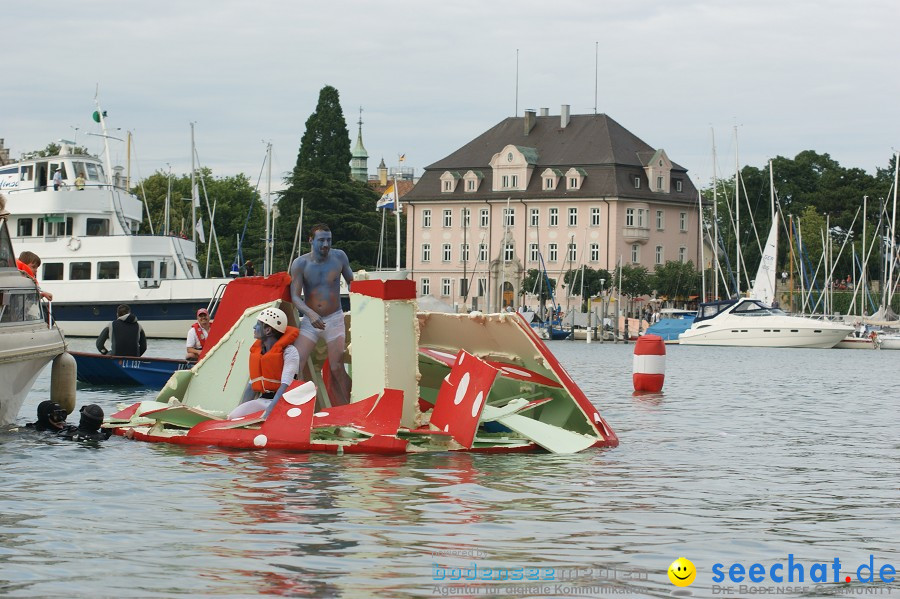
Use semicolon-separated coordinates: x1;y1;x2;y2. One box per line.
299;309;346;344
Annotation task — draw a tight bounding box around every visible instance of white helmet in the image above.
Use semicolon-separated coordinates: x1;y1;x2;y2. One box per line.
257;307;287;333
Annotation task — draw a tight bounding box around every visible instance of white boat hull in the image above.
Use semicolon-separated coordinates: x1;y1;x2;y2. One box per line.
834;335;876;350
0;323;67;426
678;326;849;348
877;334;900;350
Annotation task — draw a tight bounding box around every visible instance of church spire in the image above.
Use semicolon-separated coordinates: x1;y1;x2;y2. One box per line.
350;106;369;182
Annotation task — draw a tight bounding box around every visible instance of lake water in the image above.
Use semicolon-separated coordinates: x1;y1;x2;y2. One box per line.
1;337;899;598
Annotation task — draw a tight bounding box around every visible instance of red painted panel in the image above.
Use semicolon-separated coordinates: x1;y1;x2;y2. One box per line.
429;350;499;448
349;279;416;300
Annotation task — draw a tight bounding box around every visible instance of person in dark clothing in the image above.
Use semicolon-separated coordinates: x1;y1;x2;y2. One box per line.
243;260;255;277
26;400;71;433
60;404;111;442
96;304;147;356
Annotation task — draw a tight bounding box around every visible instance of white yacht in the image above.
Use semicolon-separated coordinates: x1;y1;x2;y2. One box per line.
0;208;69;426
677;298;852;349
0;143;231;338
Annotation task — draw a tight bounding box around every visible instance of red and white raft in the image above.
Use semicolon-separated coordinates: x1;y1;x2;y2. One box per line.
108;276;618;454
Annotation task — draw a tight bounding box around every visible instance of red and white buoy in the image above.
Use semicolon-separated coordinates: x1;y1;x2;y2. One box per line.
633;334;665;392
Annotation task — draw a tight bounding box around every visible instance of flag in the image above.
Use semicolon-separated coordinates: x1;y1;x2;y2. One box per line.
376;184;396;210
398;154;406;163
195;217;206;243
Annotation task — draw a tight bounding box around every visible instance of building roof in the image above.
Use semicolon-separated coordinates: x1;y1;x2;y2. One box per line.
404;113;697;204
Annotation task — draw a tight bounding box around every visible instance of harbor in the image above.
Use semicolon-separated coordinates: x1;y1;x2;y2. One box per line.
2;337;898;597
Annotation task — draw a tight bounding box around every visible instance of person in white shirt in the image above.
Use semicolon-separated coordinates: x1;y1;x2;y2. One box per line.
186;308;211;360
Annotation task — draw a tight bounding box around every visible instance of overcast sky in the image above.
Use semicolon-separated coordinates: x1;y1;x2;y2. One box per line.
3;0;898;193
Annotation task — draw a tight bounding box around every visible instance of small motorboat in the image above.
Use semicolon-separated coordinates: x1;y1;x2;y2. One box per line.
70;351;192;387
109;277;618;455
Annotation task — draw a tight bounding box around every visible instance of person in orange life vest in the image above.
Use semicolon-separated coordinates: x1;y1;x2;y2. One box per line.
227;307;300;419
16;251;53;301
186;308;211;361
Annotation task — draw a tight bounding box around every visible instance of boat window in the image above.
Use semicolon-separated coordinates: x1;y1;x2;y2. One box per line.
732;300;773;316
36;219;44;236
70;262;91;280
98;261;120;279
52;163;67;179
86;218;109;236
20;165;34;181
0;222;15;267
137;261;154;278
43;263;64;280
63;217;73;236
84;163;102;181
17;218;33;237
0;291;43;323
159;262;168;279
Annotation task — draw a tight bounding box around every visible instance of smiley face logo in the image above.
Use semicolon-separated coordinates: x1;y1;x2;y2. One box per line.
668;557;696;587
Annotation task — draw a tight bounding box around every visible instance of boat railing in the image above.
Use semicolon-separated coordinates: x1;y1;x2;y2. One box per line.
206;282;230;318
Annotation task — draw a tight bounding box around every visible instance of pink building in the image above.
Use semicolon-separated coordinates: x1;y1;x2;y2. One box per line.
402;107;700;312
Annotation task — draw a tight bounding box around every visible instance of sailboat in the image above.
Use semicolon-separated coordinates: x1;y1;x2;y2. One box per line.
679;160;853;348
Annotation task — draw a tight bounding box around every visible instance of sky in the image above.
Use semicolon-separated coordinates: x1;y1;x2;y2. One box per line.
3;0;898;193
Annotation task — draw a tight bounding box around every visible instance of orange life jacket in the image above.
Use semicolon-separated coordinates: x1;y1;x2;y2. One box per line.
249;326;299;392
191;322;209;349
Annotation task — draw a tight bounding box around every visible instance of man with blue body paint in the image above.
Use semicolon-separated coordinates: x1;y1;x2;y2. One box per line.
290;224;353;406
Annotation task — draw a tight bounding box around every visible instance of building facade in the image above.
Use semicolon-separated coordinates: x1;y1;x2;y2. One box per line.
402;107;700;312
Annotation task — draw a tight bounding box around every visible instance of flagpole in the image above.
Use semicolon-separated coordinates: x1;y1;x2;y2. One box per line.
394;154;403;272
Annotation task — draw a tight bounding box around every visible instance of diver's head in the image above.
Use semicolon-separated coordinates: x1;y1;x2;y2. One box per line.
37;400;67;430
78;404;104;433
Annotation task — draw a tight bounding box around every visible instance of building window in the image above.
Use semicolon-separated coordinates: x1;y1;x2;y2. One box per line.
467;179;476;191
461;243;470;262
549;208;559;227
591;207;600;227
657;176;663;191
655;245;663;265
442;243;451;262
422;243;431;262
443;209;452;228
480;208;489;228
422;209;431;228
548;243;558;262
504;243;514;262
675;179;683;192
441;278;451;297
530;208;539;227
680;212;687;232
502;175;509;188
443;180;452;192
503;207;515;227
631;244;640;264
679;247;687;263
98;261;120;280
568;177;579;189
590;243;599;262
568;207;577;227
43;263;64;281
544;177;554;190
70;262;91;280
633;176;641;189
529;243;539;262
568;243;577;262
478;278;487;297
478;244;487;262
511;175;518;188
656;210;664;230
462;208;470;227
421;278;430;295
637;209;646;228
460;278;469;296
626;208;635;227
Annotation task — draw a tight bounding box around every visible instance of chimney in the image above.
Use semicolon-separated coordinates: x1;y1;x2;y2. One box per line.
524;109;536;135
560;104;570;128
539;107;549;117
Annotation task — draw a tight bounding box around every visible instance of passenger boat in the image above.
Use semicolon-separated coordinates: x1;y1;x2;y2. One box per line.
0;203;73;426
0;139;230;339
109;276;618;454
677;297;852;348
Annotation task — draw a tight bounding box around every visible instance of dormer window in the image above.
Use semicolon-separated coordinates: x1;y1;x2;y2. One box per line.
633;176;641;189
541;168;561;191
564;167;586;190
675;179;683;192
440;171;461;193
490;144;537;192
545;177;554;190
643;149;671;193
462;170;483;193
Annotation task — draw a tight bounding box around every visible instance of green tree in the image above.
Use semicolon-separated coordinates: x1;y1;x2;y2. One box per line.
652;260;701;300
562;267;611;310
26;142;91;157
522;268;557;305
275;86;386;271
613;264;652;298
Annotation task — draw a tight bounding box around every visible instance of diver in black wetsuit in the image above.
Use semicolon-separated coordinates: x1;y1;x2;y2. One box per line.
60;404;111;442
26;400;72;434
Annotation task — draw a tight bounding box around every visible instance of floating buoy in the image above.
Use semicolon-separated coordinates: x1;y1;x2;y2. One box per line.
633;334;665;392
51;352;77;413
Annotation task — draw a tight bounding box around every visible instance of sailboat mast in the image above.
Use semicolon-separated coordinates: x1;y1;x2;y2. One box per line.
698;190;706;301
711;128;719;300
266;142;273;276
734;126;740;297
862;195;867;315
888;151;899;311
190;123;197;244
